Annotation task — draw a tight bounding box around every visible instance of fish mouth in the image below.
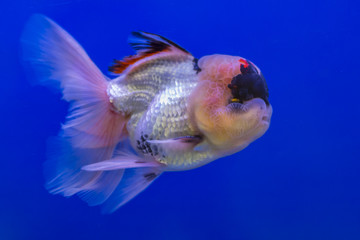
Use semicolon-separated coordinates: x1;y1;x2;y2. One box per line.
261;114;270;123
226;98;272;125
223;98;272;152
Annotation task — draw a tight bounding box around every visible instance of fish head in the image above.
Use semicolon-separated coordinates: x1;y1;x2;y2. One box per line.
189;54;272;154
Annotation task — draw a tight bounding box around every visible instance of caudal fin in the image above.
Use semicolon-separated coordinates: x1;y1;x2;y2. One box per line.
21;15;129;206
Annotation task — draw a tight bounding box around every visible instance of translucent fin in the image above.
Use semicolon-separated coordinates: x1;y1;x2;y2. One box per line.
129;31;190;54
21;14;127;148
21;15;128;206
82;155;163;171
44;137;124;206
147;135;202;151
101;166;164;213
109;31;191;74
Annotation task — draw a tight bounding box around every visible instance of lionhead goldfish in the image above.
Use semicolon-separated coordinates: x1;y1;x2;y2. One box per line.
21;15;272;213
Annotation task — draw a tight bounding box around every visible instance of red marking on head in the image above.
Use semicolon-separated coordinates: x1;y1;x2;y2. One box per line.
239;59;249;68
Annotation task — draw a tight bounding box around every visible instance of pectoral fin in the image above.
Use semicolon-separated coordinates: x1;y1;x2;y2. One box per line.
82;155;163;171
147;135;202;151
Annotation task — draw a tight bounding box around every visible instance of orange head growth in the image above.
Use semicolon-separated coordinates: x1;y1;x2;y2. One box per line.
188;54;272;152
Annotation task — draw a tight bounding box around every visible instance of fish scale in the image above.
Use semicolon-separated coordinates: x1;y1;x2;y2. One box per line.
108;54;216;169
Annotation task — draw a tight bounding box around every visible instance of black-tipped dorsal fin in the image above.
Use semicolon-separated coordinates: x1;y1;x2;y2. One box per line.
109;32;191;74
129;31;190;54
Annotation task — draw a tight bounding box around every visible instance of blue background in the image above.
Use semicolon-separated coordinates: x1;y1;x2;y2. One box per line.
1;0;360;239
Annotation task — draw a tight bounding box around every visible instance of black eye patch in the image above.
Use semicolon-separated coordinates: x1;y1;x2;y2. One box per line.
228;63;269;105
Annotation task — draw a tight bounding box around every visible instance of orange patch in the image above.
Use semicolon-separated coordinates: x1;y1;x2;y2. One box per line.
109;51;168;74
238;58;249;68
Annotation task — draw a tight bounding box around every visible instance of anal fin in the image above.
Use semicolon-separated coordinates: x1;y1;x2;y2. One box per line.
80;152;165;213
82;155;164;171
100;166;163;213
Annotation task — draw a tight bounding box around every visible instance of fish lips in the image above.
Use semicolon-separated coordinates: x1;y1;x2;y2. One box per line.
226;98;272;125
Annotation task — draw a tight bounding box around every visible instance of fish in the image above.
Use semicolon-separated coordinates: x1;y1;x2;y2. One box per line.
21;15;273;213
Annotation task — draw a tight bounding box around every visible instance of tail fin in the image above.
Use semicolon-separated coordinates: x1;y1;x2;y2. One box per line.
21;15;129;206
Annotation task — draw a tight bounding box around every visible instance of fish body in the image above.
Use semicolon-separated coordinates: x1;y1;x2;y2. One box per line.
108;50;208;171
21;15;272;212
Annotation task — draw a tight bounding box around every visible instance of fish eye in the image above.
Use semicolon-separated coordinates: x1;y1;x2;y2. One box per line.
227;71;269;105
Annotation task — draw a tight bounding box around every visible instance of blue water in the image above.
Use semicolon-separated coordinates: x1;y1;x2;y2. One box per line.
2;0;360;239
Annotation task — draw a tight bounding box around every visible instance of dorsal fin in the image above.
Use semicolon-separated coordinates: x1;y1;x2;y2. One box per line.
109;31;190;74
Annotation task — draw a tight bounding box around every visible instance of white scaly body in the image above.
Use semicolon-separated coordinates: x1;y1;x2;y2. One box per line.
108;53;217;171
